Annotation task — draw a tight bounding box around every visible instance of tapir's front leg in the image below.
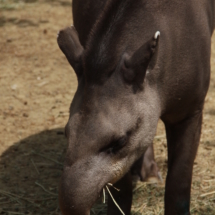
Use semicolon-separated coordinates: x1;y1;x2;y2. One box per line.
107;172;132;215
164;112;202;215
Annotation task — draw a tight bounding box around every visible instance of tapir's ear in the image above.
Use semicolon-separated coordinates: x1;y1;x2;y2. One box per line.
122;31;160;88
57;26;84;76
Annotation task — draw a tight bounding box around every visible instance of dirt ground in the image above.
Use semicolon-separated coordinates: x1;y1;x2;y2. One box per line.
0;0;215;214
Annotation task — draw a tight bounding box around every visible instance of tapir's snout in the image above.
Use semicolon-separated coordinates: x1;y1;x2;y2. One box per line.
58;156;113;215
59;168;99;215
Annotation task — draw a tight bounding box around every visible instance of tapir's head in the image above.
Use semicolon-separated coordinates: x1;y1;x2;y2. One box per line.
57;27;160;215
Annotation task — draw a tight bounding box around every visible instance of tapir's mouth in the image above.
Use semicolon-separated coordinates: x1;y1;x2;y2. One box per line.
96;183;125;215
97;183;121;204
96;186;107;205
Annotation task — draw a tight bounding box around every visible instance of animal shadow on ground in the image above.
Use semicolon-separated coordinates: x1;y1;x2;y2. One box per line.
0;128;107;215
0;128;66;215
0;0;71;12
0;16;39;28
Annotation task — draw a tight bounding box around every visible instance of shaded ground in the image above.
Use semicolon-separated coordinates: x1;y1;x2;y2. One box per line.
0;0;215;214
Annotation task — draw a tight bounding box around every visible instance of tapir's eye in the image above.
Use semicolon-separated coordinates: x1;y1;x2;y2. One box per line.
106;136;127;154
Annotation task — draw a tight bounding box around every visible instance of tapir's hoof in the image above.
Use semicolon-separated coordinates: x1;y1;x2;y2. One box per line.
131;158;163;183
140;161;163;183
131;143;163;183
146;171;163;183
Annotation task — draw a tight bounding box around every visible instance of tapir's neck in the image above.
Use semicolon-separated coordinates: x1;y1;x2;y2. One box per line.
85;0;128;52
83;0;160;83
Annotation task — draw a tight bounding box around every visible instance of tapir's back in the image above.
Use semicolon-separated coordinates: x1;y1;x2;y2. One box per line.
72;0;215;46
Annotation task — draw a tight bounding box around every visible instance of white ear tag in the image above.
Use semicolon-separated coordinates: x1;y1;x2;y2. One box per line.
154;31;160;39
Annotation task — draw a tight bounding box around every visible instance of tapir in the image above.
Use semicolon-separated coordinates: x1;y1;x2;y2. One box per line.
57;0;215;214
